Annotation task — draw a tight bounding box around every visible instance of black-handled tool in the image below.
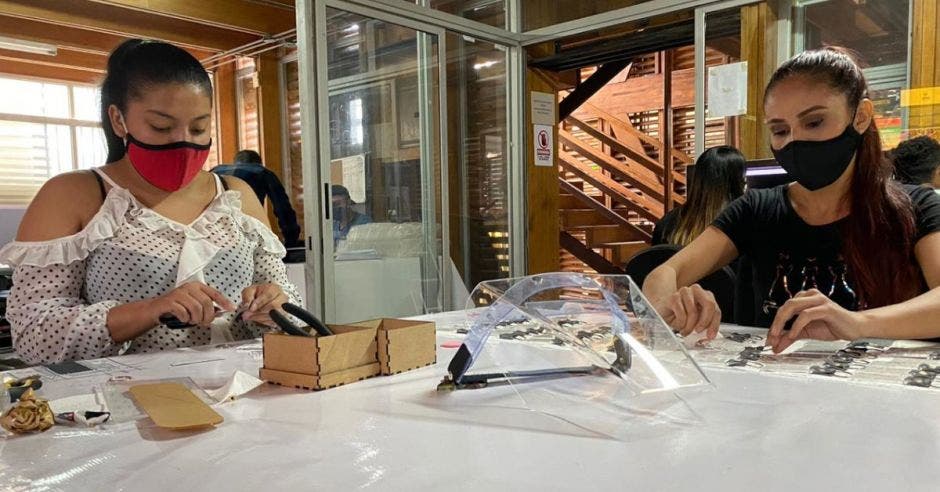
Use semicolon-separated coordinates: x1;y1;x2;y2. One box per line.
159;313;193;329
270;309;315;337
281;303;333;336
159;306;229;329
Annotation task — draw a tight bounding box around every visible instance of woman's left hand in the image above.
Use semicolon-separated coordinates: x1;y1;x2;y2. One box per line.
240;283;289;328
767;289;870;353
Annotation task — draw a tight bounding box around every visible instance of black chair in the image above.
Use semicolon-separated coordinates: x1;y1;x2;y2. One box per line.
624;245;737;323
623;244;681;288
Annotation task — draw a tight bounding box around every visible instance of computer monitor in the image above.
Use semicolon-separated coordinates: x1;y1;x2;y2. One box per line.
746;158;790;189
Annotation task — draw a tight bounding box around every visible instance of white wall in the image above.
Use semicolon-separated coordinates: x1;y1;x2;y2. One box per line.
0;208;26;248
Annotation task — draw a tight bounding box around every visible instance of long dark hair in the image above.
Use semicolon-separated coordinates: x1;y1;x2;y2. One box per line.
100;39;213;163
670;145;746;246
765;47;919;308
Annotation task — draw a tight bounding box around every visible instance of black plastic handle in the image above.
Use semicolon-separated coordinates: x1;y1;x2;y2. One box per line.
281;303;333;336
159;313;194;329
270;309;314;337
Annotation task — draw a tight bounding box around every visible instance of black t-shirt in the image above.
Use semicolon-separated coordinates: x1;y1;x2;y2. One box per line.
713;184;940;327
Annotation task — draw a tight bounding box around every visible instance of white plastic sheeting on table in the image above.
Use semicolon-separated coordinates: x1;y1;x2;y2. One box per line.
1;315;939;491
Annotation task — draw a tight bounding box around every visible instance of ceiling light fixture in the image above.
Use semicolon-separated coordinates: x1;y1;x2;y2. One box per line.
0;36;57;56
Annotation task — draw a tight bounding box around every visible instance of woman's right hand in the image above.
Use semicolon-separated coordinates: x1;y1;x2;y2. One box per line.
146;282;236;328
652;284;721;339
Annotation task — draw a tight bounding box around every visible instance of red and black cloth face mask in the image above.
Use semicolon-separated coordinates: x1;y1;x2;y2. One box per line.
125;133;211;192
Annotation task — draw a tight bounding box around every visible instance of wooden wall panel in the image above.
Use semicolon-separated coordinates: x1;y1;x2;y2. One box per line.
911;0;940;131
526;69;560;274
257;52;285;233
215;63;238;164
580;68;695;114
739;1;777;160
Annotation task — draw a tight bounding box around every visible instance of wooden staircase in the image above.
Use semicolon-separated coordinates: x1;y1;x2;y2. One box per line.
557;56;694;274
539;45;738;276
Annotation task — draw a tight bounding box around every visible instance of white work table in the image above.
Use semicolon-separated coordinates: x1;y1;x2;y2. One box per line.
1;313;938;491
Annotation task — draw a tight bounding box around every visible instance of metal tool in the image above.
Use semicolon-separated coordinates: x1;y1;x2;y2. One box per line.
437;366;599;390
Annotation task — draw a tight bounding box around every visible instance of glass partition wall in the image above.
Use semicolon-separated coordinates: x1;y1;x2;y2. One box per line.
694;0;918;158
297;1;517;323
295;0;935;322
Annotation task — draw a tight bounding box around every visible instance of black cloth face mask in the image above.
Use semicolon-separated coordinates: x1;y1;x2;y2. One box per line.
771;124;863;191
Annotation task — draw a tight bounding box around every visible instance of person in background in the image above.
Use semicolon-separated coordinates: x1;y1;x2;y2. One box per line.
890;135;940;192
652;145;747;246
212;149;302;248
0;39;301;364
332;184;371;245
643;47;940;352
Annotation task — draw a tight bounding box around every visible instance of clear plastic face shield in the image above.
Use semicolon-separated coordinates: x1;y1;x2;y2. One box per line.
435;273;712;437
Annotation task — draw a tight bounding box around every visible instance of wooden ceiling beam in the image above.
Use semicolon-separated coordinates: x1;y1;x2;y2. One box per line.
86;0;295;36
0;15;216;60
0;47;108;73
0;58;102;84
256;0;294;7
0;0;258;52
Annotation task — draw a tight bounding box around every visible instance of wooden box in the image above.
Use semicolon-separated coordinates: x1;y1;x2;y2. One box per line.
259;324;380;391
351;318;437;375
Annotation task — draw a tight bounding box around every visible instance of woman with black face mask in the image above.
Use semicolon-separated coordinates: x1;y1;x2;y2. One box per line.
644;47;940;353
0;39;302;364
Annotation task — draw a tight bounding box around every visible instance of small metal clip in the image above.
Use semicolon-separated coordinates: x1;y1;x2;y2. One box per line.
726;332;752;343
904;375;935;388
846;341;887;352
809;364;849;377
737;346;767;361
908;369;937;380
726;358;763;368
917;363;940;374
828;355;868;366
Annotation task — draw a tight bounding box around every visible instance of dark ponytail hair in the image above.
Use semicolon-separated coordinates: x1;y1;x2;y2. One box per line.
764;47;920;308
670;145;746;246
100;39;213;163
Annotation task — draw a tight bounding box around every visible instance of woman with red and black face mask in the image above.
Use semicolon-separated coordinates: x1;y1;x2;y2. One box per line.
643;47;940;353
0;39;301;364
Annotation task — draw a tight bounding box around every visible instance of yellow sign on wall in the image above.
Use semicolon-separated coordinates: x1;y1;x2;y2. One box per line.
901;87;940;107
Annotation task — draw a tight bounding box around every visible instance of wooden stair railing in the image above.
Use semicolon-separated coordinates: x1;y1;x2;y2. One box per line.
563;116;686;208
559;231;625;274
558;129;668;205
559;150;663;222
579;100;693;168
559;178;651;241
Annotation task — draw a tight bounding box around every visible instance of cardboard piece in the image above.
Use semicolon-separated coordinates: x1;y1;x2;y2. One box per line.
128;382;223;430
260;324;381;391
351;318;437;375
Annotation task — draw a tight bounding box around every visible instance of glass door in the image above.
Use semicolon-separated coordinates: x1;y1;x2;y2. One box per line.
310;2;449;324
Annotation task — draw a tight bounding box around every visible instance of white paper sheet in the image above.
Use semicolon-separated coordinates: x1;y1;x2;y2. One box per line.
707;62;748;118
205;370;264;404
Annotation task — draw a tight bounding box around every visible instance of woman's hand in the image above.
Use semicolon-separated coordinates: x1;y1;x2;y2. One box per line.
240;283;289;327
767;289;869;353
652;284;721;340
147;281;237;328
